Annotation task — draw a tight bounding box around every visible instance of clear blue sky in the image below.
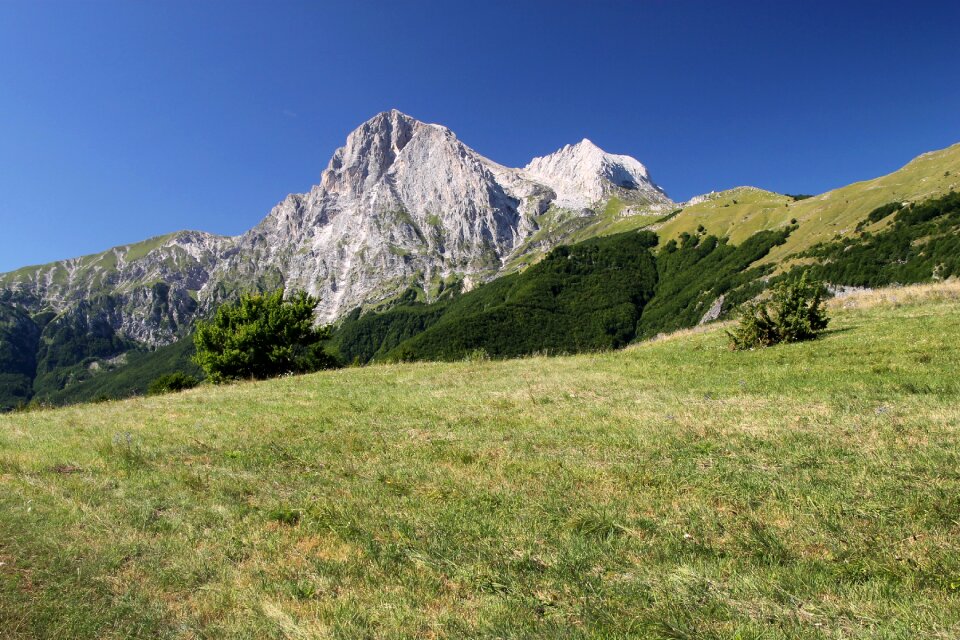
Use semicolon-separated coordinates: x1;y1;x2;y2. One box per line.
1;0;958;272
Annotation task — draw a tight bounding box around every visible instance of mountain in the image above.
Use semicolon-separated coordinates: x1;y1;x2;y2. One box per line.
208;111;674;323
0;230;232;345
2;110;958;410
329;226;790;365
0;110;673;407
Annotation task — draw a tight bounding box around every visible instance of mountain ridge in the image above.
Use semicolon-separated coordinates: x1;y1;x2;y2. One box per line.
2;110;671;332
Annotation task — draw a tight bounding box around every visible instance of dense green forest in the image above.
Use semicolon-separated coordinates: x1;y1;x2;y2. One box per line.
799;191;960;286
373;231;661;362
0;302;202;411
330;227;790;364
634;228;791;339
34;338;203;407
30;297;144;400
0;303;41;410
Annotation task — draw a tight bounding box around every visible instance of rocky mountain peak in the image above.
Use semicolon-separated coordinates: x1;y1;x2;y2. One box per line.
524;138;670;209
573;137;602;150
319;110;459;198
322;110;419;196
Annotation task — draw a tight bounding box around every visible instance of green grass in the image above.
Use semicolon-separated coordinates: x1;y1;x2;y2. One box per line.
122;234;178;263
659;142;960;267
2;284;960;638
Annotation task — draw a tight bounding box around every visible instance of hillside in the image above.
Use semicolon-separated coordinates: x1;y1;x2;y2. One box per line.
657;142;960;266
331;227;789;364
2;131;957;411
16;178;960;408
2;283;959;638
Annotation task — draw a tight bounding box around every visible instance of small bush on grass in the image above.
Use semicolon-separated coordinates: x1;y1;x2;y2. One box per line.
728;272;829;350
147;372;199;395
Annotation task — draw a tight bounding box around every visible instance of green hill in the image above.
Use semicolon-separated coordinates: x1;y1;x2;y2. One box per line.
798;190;960;286
2;283;959;637
657;142;960;267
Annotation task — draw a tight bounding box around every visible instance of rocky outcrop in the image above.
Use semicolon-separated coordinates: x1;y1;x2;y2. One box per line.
698;294;726;325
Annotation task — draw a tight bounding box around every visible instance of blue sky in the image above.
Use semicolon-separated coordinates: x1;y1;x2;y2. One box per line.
1;0;958;272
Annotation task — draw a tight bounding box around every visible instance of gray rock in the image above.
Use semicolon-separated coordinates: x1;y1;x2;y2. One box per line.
698;294;726;325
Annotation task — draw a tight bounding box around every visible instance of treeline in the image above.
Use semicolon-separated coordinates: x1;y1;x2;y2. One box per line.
330;232;659;362
800;191;960;287
635;228;791;339
37;339;203;406
0;293;204;410
0;303;40;410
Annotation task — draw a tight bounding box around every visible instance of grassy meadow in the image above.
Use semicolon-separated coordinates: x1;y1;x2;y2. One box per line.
2;283;960;638
656;143;960;266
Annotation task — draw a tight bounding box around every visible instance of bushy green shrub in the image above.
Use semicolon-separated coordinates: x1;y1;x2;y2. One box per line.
147;372;199;395
728;273;829;350
193;289;338;383
464;348;490;362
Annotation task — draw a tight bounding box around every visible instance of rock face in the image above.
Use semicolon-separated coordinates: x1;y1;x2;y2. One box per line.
0;110;672;367
698;294;726;325
208;110;562;322
524;138;670;210
0;231;233;346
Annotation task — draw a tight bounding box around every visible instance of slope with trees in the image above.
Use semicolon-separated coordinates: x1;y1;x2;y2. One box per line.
331;227;791;364
798;191;960;286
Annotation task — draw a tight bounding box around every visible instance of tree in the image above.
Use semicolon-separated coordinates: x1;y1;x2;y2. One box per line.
193;289;338;382
728;272;829;350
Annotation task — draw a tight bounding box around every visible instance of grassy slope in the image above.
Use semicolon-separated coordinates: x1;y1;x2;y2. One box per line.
0;233;181;290
2;283;960;638
657;143;960;266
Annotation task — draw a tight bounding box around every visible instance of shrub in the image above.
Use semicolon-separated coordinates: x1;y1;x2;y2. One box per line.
728;273;829;350
193;289;338;383
147;372;199;395
464;348;490;362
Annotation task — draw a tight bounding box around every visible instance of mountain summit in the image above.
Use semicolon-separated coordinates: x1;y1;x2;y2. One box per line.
205;110;671;321
525;138;669;209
